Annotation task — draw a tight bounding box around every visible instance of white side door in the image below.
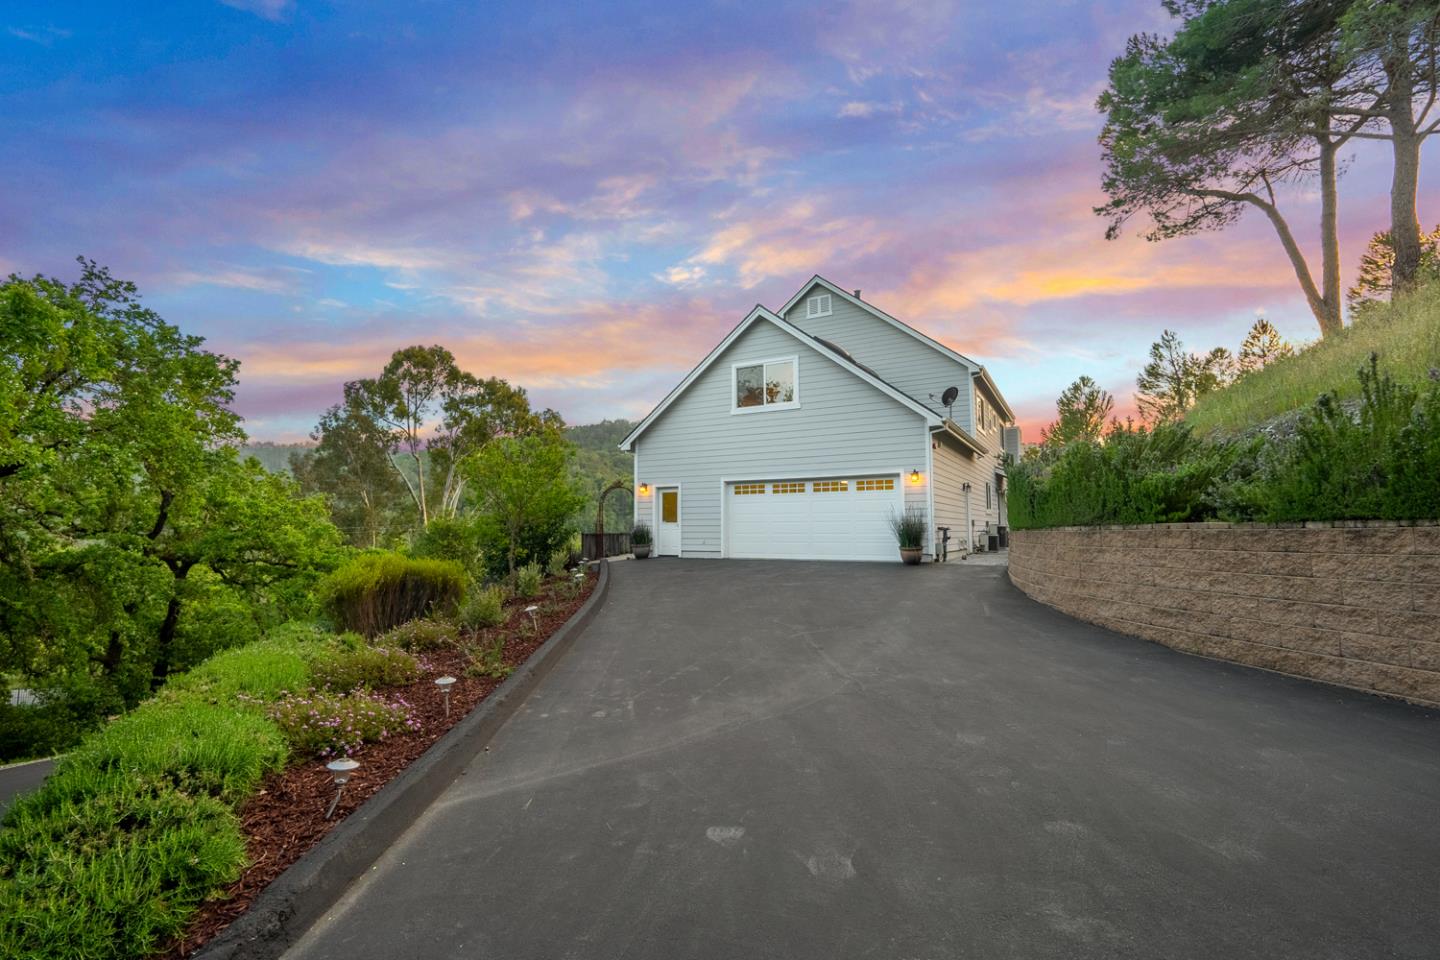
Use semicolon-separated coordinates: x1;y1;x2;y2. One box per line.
655;487;681;556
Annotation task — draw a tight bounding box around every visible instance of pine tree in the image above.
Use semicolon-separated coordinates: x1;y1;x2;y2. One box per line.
1041;376;1115;447
1347;225;1440;318
1135;331;1233;423
1236;317;1295;377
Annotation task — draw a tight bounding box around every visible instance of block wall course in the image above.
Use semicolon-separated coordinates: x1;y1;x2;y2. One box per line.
1008;522;1440;707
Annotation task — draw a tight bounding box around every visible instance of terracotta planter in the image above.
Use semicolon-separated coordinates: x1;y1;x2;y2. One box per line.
633;544;652;559
899;547;923;565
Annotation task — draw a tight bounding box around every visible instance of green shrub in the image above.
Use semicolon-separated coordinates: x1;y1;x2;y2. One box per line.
1230;357;1440;521
40;698;288;806
546;547;569;578
458;584;507;630
265;620;333;645
631;523;652;546
410;516;485;580
0;678;125;764
0;628;334;960
1009;358;1440;529
319;552;466;637
377;618;459;651
0;778;246;960
270;690;417;758
1007;421;1238;530
467;635;512;680
311;645;420;692
169;577;265;677
515;561;543;599
163;635;315;706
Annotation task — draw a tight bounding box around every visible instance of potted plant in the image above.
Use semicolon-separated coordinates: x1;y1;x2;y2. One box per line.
631;523;653;559
888;506;928;565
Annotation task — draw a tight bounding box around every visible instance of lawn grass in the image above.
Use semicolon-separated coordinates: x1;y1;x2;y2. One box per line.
1186;282;1440;435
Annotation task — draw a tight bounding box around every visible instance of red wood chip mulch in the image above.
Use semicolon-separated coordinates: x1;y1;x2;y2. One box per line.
167;572;597;958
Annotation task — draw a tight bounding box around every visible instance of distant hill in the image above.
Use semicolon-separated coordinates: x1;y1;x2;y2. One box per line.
240;442;310;474
566;419;636;532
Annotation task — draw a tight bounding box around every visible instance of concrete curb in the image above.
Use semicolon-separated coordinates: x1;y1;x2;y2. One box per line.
197;560;613;960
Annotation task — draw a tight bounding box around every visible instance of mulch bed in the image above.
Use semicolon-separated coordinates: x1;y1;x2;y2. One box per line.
167;571;597;958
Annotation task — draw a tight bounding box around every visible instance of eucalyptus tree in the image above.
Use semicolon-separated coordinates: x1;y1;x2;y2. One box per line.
292;385;411;547
338;345;561;530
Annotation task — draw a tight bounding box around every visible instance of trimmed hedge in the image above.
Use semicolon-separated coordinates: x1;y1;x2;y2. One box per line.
1010;357;1440;529
319;553;466;637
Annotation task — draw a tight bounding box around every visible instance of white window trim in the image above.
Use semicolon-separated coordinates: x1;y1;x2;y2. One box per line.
806;293;833;318
731;355;800;415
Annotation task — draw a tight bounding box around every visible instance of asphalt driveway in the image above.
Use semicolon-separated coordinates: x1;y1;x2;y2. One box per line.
288;560;1440;960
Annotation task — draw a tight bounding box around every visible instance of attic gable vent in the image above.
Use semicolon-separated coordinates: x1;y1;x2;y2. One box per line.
806;293;833;318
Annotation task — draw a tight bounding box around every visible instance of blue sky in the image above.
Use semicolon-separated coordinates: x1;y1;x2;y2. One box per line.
3;0;1431;439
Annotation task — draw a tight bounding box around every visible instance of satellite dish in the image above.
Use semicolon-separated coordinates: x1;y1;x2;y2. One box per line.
940;386;959;420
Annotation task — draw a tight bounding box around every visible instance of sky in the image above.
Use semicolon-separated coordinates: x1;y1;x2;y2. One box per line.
3;0;1434;442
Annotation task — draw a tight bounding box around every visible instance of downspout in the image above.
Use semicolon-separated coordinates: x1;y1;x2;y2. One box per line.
963;482;972;555
926;426;936;561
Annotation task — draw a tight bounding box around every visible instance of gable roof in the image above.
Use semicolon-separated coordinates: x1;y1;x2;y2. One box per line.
781;276;1020;425
778;275;981;371
619;305;940;452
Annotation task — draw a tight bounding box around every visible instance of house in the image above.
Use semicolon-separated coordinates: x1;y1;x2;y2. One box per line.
619;276;1019;562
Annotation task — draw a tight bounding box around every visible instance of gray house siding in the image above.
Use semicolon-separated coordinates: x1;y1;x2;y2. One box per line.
783;283;976;432
932;433;1004;553
633;318;929;559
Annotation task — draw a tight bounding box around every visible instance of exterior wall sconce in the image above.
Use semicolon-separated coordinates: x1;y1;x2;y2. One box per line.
325;757;359;819
909;469;922;485
638;483;650;496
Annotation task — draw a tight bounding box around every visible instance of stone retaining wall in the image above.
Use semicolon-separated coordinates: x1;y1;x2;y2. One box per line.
1008;522;1440;706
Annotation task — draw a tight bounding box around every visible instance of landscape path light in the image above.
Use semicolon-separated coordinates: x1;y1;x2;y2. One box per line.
325;757;359;820
524;604;539;632
435;675;457;719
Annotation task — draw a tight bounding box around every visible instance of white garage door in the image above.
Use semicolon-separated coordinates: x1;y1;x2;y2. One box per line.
725;475;903;561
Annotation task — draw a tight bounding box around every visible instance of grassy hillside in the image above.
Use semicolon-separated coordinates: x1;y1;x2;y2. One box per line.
1187;283;1440;435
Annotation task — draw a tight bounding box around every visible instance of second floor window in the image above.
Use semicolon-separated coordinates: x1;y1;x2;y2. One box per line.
734;357;798;411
